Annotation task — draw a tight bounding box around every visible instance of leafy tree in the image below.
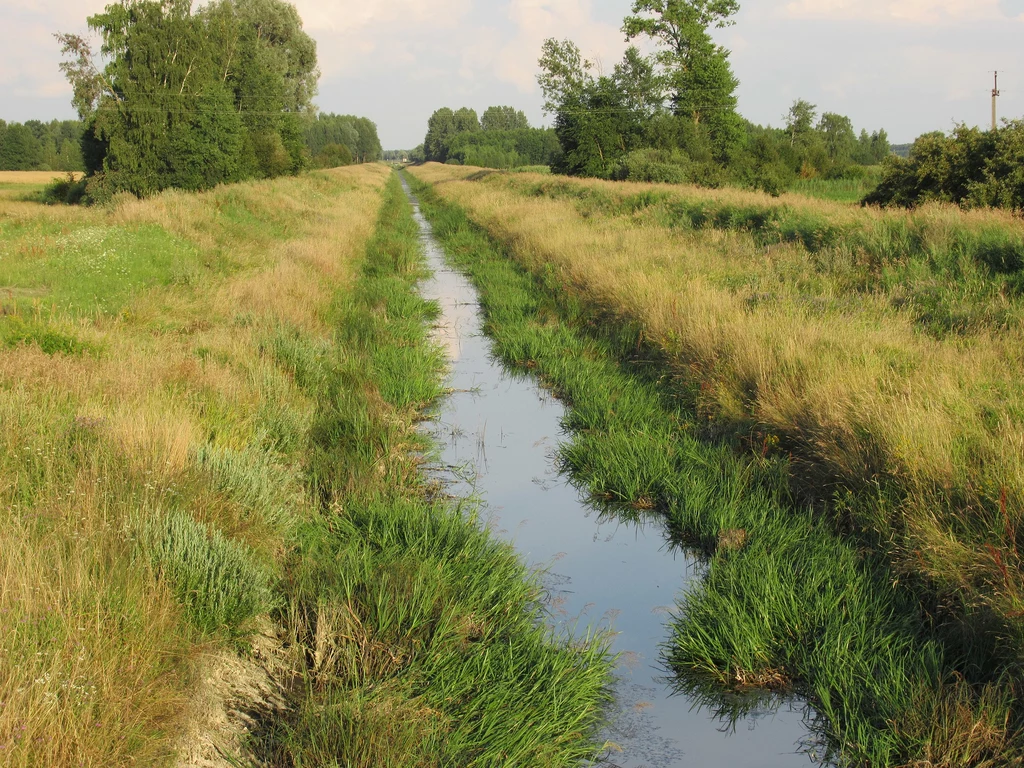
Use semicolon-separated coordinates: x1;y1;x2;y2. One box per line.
56;0;320;199
482;106;529;131
537;38;593;116
623;0;742;158
0;123;43;170
453;108;480;134
818;112;856;166
537;39;621;177
614;46;664;119
447;128;561;168
424;107;457;162
785;99;816;147
304;113;359;157
351;116;382;162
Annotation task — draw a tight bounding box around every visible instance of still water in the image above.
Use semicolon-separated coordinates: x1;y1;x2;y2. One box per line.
403;177;818;768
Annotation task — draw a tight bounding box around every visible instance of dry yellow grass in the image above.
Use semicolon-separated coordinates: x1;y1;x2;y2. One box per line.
0;171;82;185
409;162;1024;636
0;165;389;766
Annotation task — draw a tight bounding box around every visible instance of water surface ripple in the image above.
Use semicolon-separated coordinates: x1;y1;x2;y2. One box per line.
403;177;817;768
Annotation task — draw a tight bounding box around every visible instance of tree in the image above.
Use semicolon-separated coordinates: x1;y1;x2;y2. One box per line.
424;107;457;162
537;39;593;117
482;106;530;132
613;46;664;120
56;0;319;199
785;99;816;147
818;112;856;166
453;108;480;134
0;123;43;171
623;0;742;158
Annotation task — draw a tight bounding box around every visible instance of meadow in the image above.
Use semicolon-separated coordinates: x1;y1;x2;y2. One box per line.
0;168;612;766
407;162;1024;765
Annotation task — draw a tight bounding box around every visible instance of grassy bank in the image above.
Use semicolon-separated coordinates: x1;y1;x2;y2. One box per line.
408;163;1024;657
0;168;612;766
0;164;389;765
406;166;1024;765
258;173;613;766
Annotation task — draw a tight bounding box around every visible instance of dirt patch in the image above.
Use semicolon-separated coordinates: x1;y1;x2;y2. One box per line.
174;619;294;768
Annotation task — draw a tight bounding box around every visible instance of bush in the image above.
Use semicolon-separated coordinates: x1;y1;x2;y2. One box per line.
865;121;1024;211
139;510;278;636
614;149;690;184
42;172;88;205
315;142;353;168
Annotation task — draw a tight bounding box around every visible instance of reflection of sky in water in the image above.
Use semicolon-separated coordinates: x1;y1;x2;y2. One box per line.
402;175;821;768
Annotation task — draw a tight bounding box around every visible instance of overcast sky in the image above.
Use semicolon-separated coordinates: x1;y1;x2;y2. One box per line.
4;0;1024;148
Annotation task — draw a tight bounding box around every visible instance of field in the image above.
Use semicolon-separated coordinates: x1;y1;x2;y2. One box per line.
0;169;612;766
407;162;1024;764
787;167;882;202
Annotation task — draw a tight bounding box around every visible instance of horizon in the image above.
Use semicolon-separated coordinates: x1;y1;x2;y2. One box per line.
3;0;1024;148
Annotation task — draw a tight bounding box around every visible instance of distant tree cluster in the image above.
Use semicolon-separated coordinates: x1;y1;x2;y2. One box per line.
303;113;381;168
534;0;889;194
0;120;84;172
421;105;561;169
57;0;320;201
864;122;1024;211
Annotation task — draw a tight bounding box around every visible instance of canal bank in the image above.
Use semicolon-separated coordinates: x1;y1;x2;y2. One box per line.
402;173;817;767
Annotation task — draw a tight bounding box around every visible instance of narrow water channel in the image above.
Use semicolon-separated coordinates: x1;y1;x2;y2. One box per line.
402;177;818;767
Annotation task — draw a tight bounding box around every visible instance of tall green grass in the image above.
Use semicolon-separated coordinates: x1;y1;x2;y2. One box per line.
254;173;614;767
406;171;1024;766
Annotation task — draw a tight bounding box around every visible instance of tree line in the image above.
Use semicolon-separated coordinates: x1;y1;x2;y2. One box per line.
419;105;562;169
0;120;85;172
532;1;890;195
51;0;377;203
303;113;381;168
866;121;1024;210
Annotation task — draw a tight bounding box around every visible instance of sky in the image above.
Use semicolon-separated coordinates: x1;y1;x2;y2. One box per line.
3;0;1024;149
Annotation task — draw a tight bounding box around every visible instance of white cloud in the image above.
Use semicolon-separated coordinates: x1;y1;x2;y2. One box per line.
783;0;1004;23
292;0;473;76
472;0;626;94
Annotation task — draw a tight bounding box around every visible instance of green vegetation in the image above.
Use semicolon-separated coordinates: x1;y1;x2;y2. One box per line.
529;2;889;194
55;0;323;200
0;165;613;766
866;121;1024;210
422;105;562;168
303;112;383;167
788;167;882;203
256;173;614;766
0;119;84;172
408;163;1024;766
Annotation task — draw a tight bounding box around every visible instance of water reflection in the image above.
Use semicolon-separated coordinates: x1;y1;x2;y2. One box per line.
403;176;818;768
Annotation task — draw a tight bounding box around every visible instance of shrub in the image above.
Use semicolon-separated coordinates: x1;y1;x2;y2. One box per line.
42;172;87;205
138;510;278;636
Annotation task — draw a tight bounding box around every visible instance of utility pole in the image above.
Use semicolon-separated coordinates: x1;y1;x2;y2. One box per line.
992;71;1001;132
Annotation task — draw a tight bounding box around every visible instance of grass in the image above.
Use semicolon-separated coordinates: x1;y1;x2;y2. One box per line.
0;165;614;767
254;173;614;767
0;165;389;766
407;165;1024;766
787;167;883;203
408;163;1024;644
